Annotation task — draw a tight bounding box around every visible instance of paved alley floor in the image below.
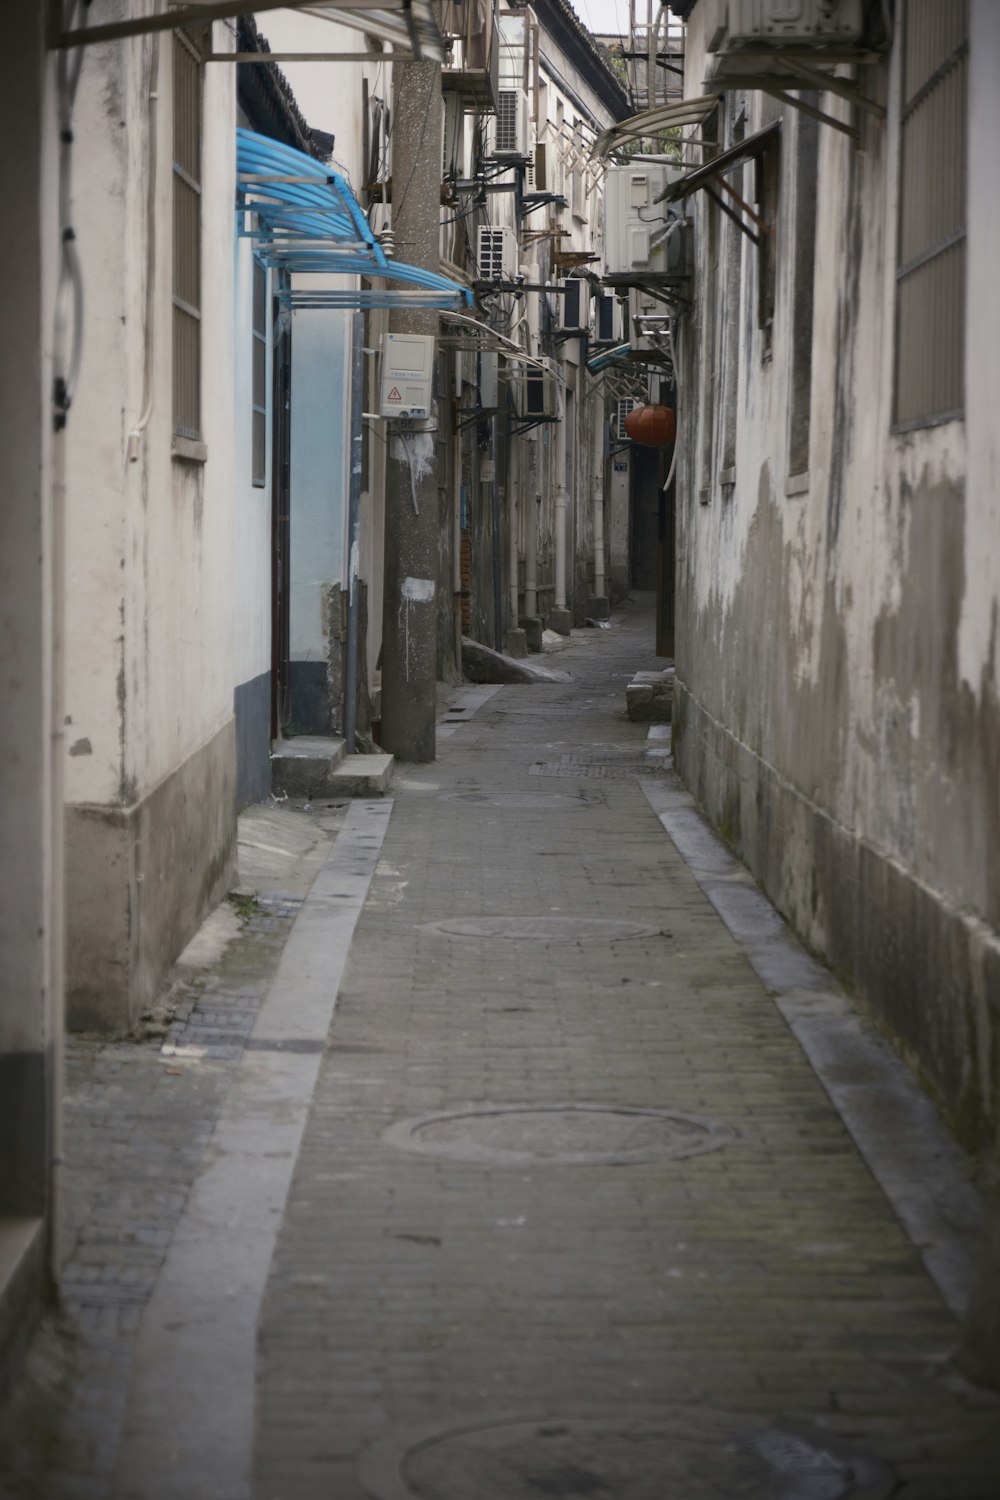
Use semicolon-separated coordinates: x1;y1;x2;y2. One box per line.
4;597;999;1500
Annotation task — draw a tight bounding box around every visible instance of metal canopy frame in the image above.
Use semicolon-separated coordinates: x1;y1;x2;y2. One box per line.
592;95;721;160
703;50;887;146
659;120;781;248
48;0;446;63
238;129;471;311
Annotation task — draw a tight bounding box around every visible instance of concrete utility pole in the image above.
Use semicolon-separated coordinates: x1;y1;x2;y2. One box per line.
380;53;443;763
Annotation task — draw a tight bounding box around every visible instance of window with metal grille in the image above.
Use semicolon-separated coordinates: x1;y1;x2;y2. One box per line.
894;0;968;430
251;258;267;486
173;30;202;441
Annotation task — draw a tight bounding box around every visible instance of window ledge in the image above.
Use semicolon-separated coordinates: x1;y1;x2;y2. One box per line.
786;470;810;497
719;466;736;487
172;435;208;464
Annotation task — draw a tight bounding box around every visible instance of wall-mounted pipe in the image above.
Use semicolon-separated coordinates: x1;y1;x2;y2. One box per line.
592;396;605;602
554;391;568;612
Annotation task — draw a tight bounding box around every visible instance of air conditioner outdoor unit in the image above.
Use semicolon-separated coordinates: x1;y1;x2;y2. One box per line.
477;224;518;281
615;397;641;441
596;293;621;343
715;0;865;52
523;358;559;420
560;278;590;334
603;165;685;282
494;87;530;157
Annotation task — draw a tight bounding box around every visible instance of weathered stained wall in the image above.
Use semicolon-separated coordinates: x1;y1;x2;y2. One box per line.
0;2;60;1390
673;4;1000;1152
64;23;237;1031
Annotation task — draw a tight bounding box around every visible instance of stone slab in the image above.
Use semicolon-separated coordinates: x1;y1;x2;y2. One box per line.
461;637;571;684
330;753;394;797
270;736;346;799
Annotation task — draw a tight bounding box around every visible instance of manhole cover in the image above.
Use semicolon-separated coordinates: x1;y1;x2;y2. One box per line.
418;916;662;942
443;793;591;809
359;1411;895;1500
382;1104;734;1165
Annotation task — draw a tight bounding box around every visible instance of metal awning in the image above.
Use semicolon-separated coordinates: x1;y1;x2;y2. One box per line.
591;95;720;160
49;0;447;62
660;120;781;202
657;120;781;247
237;130;471;310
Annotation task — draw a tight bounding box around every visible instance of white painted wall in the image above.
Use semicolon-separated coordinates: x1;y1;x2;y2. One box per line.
65;21;236;805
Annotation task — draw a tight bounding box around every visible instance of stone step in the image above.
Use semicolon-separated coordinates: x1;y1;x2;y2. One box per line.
626;667;675;723
329;753;394;797
270;736;346;799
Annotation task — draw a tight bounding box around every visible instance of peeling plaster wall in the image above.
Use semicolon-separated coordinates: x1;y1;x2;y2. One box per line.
63;23;237;1030
674;4;1000;1151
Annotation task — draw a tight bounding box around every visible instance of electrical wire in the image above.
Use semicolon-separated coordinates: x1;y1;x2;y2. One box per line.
392;72;436;225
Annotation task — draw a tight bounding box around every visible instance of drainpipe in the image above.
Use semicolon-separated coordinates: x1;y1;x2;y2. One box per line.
592;398;606;604
508;431;519;621
554;390;568;613
343;311;364;751
525;458;539;621
453;354;463;670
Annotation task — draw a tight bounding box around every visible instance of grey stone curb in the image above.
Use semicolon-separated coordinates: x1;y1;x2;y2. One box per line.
641;778;985;1320
111;800;395;1500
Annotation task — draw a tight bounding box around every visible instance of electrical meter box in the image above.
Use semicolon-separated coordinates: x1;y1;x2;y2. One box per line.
380;333;435;419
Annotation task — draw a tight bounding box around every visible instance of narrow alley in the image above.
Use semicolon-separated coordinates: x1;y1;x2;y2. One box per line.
5;602;997;1500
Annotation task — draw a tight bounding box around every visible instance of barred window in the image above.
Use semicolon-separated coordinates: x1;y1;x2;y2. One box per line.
173;30;202;441
251;258;267;486
894;0;968;430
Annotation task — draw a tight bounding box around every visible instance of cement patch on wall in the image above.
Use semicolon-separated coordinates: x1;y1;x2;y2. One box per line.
234;671;271;810
66;719;237;1033
673;680;1000;1156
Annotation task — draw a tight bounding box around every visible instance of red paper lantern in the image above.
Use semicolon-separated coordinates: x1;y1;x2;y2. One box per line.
624;404;676;447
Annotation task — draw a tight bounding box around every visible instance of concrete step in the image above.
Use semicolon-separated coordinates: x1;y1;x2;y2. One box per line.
329;753;394;797
626;667;675;723
270;736;346;799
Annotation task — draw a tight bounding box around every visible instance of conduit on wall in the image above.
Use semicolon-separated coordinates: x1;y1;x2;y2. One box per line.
236;130;472;311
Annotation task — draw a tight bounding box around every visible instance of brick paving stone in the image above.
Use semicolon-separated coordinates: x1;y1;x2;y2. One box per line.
0;806;345;1500
253;600;1000;1500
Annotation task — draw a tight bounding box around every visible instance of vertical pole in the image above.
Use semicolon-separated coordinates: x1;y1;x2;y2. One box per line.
592;389;606;603
490;412;503;650
380;52;443;762
554;393;568;612
508;429;519;620
343;310;364;752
